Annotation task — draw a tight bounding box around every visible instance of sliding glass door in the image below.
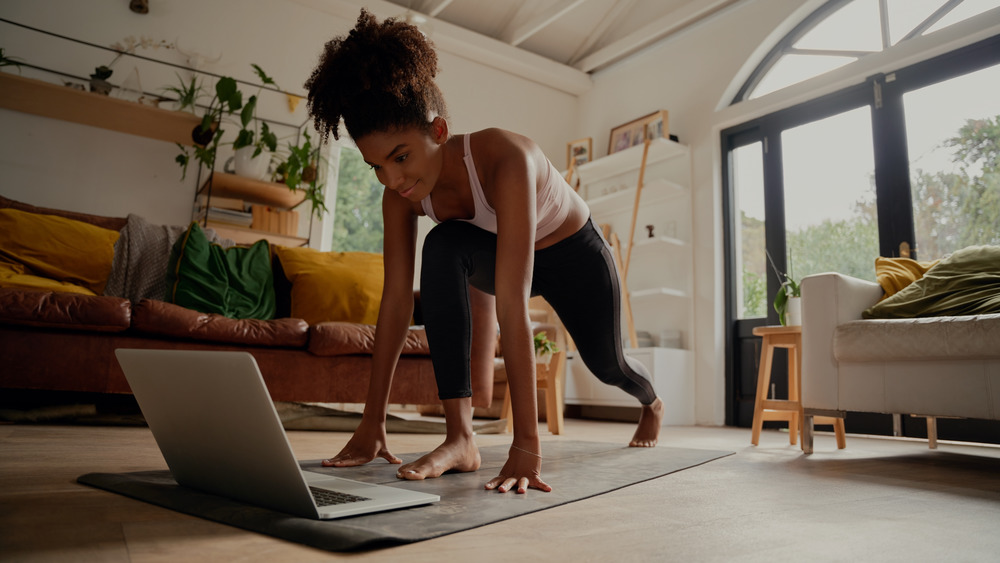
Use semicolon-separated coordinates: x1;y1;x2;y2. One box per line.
723;35;1000;441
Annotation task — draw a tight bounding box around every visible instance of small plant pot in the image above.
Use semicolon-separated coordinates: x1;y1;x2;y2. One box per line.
89;78;113;96
190;124;217;147
302;163;317;184
785;296;802;326
226;146;271;181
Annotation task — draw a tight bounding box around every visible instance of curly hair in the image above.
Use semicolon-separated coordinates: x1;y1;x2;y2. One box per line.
305;9;448;142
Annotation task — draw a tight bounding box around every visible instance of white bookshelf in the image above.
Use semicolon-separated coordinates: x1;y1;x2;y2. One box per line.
565;138;695;424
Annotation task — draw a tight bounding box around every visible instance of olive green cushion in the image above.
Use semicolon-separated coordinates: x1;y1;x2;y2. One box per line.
166;222;275;320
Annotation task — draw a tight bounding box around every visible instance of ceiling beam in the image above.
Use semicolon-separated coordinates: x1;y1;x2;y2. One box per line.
417;0;455;18
500;0;588;46
567;0;638;66
574;0;743;73
291;0;592;95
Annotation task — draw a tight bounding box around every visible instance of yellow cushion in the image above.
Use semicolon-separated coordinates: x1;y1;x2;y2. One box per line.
874;256;940;300
275;246;384;325
0;258;97;295
0;208;119;295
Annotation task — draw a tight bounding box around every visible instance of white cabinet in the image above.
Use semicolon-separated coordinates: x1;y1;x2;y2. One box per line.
565;138;694;424
565;348;693;425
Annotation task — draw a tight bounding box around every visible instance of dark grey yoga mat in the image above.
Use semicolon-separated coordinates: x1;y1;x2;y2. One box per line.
78;440;731;552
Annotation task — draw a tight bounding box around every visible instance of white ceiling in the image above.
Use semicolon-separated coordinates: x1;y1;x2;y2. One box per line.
385;0;742;71
301;0;745;94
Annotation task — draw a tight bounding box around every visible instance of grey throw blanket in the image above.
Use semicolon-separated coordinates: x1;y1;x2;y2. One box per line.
103;214;234;302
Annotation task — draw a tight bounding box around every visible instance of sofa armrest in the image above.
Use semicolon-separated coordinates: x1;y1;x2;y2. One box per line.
801;272;883;410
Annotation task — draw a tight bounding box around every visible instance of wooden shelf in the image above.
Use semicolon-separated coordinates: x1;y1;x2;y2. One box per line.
201;173;306;209
633;235;688;249
630;287;688;300
585;178;686;214
0;72;203;146
576;137;689;184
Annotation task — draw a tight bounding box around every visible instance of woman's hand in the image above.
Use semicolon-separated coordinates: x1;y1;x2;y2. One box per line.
484;445;552;494
322;419;402;467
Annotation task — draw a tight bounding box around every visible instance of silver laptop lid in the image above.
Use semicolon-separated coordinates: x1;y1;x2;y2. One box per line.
115;349;321;517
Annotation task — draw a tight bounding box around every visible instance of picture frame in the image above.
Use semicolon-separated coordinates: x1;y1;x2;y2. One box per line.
608;110;669;154
644;110;669;143
567;137;592;169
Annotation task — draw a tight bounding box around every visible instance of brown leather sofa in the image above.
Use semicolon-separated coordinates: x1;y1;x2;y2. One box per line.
0;196;495;408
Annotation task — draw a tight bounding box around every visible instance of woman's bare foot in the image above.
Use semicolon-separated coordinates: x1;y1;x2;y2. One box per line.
396;435;482;480
629;397;664;447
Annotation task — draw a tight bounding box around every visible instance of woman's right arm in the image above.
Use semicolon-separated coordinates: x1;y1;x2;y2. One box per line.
322;191;417;467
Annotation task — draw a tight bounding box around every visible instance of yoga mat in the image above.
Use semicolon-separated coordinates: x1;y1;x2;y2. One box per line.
78;440;731;552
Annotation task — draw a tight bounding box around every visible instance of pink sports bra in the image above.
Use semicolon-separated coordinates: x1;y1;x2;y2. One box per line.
420;134;573;241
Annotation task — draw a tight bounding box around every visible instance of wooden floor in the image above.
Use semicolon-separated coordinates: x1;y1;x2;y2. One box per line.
3;417;1000;562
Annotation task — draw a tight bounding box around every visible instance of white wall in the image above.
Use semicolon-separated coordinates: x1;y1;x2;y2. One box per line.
576;0;810;425
0;0;578;227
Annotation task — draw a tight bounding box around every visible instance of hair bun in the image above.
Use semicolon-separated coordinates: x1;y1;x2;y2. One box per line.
306;9;445;142
348;10;438;93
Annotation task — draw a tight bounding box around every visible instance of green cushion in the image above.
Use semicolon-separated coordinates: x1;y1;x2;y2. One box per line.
166;222;275;320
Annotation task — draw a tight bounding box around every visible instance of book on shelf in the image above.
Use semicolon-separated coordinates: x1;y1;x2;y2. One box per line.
196;194;245;211
196;206;253;227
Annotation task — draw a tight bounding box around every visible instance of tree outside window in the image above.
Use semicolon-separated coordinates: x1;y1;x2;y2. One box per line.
331;147;383;253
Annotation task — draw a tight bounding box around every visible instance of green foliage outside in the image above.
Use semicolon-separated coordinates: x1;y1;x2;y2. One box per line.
913;115;1000;258
331;148;384;252
741;114;1000;318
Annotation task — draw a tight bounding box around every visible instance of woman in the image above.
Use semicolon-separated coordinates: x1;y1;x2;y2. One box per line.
305;10;664;494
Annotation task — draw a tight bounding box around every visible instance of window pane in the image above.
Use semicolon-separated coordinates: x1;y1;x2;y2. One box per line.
885;0;944;45
331;147;384;252
751;54;855;99
925;0;1000;35
793;0;883;52
903;62;1000;258
781;107;879;282
732;143;767;319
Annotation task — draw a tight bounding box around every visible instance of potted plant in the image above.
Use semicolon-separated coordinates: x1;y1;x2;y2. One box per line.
230;64;278;181
174;75;243;180
161;72;205;113
766;249;801;326
773;274;801;326
89;65;114;95
273;129;327;217
533;331;560;366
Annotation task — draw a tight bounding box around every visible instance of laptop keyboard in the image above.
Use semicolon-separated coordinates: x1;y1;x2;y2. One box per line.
309;486;371;507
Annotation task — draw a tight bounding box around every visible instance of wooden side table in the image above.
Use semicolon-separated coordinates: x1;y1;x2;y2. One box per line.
751;325;845;450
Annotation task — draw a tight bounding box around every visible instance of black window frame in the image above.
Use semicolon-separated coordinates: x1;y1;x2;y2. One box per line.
722;33;1000;432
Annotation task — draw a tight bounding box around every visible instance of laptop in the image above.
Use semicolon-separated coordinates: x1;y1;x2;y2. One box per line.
115;348;439;519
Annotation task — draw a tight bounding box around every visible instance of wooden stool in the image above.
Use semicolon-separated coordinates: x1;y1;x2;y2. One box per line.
502;350;566;435
751;325;845;450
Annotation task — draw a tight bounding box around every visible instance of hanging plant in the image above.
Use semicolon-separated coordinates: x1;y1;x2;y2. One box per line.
175;76;242;180
274;129;327;217
232;64;279;158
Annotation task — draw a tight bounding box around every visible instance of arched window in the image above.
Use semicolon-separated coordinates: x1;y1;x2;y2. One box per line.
734;0;1000;102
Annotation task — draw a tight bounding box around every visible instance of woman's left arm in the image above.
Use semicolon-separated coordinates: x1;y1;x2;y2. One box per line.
480;130;552;494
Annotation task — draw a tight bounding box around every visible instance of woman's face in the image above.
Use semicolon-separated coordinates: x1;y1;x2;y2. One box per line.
356;123;445;202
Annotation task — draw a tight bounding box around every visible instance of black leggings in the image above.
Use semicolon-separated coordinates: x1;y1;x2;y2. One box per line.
419;218;657;405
